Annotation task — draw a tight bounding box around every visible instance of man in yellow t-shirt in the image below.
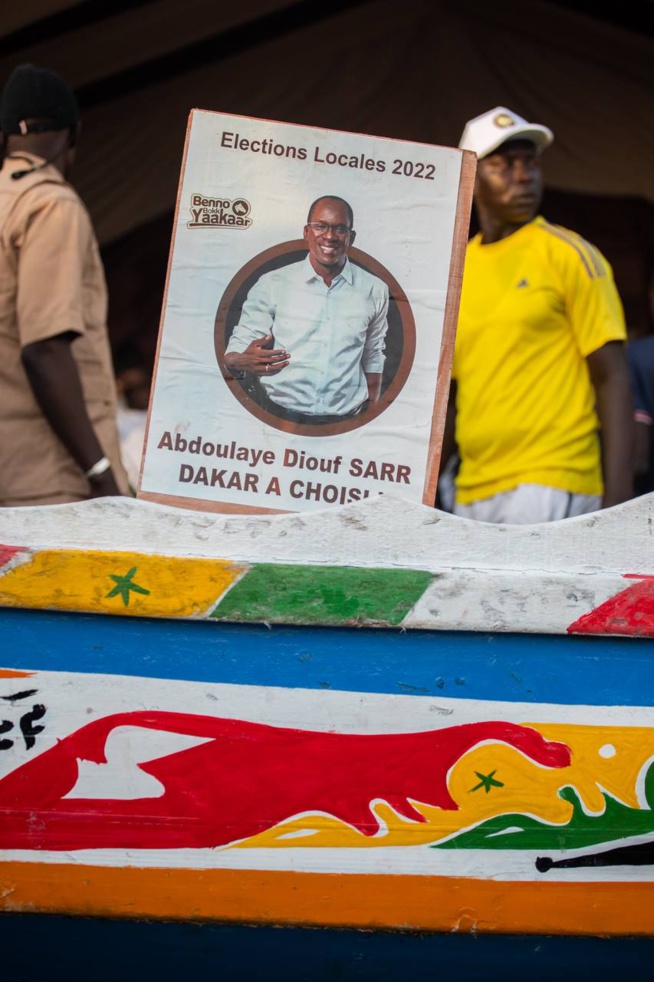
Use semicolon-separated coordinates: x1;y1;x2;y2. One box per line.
443;107;633;524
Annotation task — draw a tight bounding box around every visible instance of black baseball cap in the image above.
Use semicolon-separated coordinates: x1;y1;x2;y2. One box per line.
1;64;79;136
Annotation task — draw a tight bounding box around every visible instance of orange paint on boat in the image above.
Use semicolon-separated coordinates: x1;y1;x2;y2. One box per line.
1;863;653;935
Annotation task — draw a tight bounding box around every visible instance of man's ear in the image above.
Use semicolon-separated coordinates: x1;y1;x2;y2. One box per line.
349;229;356;245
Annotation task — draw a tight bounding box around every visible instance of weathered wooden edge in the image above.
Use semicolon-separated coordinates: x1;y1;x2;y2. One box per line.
0;494;652;635
1;493;652;573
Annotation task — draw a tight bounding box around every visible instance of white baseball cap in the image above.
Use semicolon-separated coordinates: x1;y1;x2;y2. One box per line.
459;107;554;159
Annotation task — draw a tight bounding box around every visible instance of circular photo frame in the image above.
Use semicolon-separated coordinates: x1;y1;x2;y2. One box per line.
214;241;416;437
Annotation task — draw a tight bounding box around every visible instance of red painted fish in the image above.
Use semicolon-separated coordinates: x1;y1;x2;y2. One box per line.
0;712;570;850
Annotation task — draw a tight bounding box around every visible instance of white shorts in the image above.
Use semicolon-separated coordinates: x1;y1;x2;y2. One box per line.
453;484;602;525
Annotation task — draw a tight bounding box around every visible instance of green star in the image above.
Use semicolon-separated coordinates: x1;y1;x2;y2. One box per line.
106;566;150;607
469;769;504;794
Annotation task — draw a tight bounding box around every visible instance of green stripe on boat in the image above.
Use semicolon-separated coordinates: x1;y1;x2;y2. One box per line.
211;565;433;626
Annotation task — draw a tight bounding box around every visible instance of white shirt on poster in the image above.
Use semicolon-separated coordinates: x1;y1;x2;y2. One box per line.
225;256;389;416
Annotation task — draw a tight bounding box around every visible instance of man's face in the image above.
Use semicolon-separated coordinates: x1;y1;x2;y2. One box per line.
474;139;543;226
304;199;355;276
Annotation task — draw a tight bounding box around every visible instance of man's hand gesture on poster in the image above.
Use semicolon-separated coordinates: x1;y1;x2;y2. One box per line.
224;334;290;377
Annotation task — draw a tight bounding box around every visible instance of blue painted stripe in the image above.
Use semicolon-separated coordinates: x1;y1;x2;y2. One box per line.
1;607;654;706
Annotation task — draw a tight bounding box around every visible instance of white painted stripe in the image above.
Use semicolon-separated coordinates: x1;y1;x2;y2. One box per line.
4;842;654;882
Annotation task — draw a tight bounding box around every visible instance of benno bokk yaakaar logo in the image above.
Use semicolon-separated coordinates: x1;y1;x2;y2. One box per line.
188;193;252;229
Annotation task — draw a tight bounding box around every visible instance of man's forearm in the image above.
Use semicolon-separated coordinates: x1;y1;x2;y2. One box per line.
587;342;635;507
21;335;112;476
598;387;636;506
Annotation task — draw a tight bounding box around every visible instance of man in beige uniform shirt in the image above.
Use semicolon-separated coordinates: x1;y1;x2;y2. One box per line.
0;63;128;506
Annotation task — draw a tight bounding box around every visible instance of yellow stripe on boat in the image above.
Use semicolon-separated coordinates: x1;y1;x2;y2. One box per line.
0;549;247;618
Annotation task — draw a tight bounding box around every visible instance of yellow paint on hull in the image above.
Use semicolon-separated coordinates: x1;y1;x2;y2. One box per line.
529;722;653;811
0;550;247;618
237;723;654;849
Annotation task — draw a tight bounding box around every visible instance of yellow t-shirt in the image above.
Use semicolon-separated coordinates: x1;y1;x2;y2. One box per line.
452;217;626;504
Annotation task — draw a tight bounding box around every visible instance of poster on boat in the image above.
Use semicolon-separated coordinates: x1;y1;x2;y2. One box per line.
138;109;475;514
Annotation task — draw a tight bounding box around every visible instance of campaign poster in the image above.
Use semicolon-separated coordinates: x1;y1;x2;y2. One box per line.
138;110;475;514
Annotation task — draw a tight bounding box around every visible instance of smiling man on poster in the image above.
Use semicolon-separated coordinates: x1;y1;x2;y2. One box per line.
223;195;389;425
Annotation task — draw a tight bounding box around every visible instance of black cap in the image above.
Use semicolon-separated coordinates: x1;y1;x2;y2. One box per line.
1;64;79;136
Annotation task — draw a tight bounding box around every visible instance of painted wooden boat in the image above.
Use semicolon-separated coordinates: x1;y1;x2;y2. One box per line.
1;492;654;978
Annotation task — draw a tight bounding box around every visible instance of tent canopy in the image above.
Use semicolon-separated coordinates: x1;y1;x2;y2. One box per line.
2;0;652;244
2;0;653;357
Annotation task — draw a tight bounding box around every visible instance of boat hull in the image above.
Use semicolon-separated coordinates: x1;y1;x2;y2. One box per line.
2;610;654;937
